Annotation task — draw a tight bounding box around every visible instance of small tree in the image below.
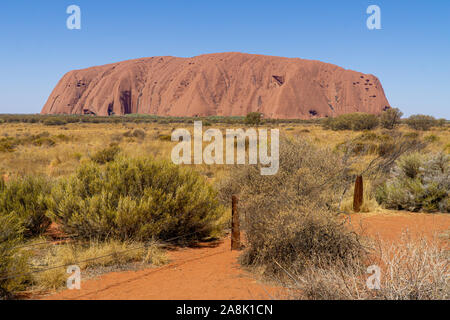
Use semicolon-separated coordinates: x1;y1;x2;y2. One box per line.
380;108;403;130
406;114;436;131
245;112;263;126
436;118;447;128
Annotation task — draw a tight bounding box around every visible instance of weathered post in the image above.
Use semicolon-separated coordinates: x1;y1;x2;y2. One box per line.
353;175;364;212
231;195;240;250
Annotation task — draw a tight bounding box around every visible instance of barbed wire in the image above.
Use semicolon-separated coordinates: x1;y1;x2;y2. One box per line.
1;222;231;282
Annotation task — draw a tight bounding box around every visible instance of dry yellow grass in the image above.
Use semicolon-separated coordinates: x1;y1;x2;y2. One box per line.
1;121;448;217
30;240;168;291
1;122;448;180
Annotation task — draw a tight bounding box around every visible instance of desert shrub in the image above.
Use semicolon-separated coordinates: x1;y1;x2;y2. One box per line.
240;208;365;277
31;136;56;147
0;176;52;237
48;157;224;241
379;108;403;130
292;235;449;300
218;137;365;277
90;143;121;164
0;137;16;153
123;128;146;140
245;112;263;126
55;134;70;142
132;128;146;139
0;214;30;299
123;128;146;139
436;118;446;127
424;134;439;143
0;132;59;153
43;118;67;126
323;113;379;131
376;152;449;212
406;114;437;131
336;131;425;161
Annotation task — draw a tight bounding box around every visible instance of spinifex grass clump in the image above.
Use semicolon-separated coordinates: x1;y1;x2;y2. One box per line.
376;152;449;212
48;157;224;242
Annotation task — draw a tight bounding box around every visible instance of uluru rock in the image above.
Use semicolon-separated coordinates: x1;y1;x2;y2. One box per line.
41;52;390;119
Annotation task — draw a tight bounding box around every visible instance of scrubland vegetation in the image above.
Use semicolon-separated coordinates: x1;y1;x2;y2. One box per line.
0;110;448;299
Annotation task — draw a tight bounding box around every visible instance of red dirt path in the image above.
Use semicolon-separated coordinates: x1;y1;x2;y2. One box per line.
42;211;449;300
42;236;280;300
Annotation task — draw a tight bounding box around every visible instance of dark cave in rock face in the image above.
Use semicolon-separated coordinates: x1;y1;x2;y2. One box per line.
272;75;285;86
120;91;132;114
107;103;114;116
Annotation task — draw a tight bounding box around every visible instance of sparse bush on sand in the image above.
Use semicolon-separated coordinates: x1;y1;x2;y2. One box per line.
292;235;449;300
0;176;52;237
0;214;31;299
376;152;449;212
219;137;366;277
48;157;224;242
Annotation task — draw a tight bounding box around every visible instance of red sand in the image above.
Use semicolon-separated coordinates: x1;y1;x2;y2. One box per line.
42;236;280;300
42;212;449;300
349;211;450;242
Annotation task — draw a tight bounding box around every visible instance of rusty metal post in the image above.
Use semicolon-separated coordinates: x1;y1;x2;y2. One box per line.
231;195;240;250
353;175;364;212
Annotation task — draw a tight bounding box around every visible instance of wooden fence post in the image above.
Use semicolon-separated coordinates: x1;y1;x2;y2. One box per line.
231;195;240;250
353;175;364;212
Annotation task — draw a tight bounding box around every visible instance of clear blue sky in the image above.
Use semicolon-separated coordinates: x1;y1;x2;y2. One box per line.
0;0;449;118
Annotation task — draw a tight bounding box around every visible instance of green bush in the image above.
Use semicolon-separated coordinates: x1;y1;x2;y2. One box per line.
43;118;67;126
90;144;121;164
406;115;437;131
323;113;379;131
376;153;449;212
48;157;224;241
245;112;263;126
0;176;52;237
380;108;403;130
0;214;31;299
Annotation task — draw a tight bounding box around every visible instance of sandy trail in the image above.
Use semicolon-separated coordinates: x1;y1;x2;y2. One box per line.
42;236;280;300
42;212;449;300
